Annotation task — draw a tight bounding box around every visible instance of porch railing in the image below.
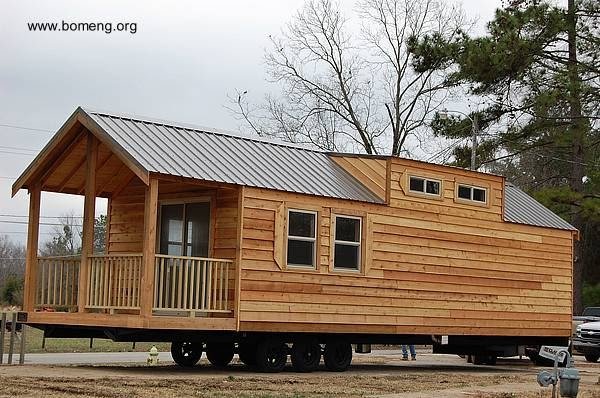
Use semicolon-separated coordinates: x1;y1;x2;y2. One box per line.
154;254;234;315
35;255;80;310
86;253;143;311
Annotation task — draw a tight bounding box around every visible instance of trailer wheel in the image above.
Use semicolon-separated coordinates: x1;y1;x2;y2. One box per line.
171;341;203;367
584;354;599;363
255;338;288;373
324;341;352;372
238;343;257;367
206;342;235;368
291;340;321;372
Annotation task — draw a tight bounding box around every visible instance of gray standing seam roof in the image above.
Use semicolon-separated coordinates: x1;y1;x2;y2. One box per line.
84;108;384;204
504;183;576;231
82;108;576;231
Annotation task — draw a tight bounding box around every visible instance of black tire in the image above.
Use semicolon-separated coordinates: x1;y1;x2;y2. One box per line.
171;341;203;367
291;340;321;372
206;342;235;368
472;355;486;365
584;354;600;363
323;341;352;372
238;343;257;367
486;355;497;365
255;338;288;373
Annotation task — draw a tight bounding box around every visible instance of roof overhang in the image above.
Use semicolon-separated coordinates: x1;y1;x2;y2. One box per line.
11;107;149;197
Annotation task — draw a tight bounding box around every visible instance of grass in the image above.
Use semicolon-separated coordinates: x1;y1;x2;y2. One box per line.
2;324;170;354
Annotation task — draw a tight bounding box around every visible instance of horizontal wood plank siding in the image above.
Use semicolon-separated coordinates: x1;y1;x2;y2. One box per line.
239;164;573;336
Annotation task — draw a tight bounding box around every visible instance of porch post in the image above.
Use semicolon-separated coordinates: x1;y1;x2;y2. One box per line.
23;183;41;312
77;133;97;312
140;177;158;318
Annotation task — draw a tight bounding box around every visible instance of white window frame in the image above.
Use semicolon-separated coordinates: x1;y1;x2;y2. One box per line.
408;175;442;197
333;215;362;272
286;209;318;269
456;184;488;204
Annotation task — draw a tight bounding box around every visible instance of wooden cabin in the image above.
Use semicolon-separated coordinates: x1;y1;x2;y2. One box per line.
12;107;576;371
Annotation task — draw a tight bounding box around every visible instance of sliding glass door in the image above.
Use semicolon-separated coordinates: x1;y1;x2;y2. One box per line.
159;202;210;257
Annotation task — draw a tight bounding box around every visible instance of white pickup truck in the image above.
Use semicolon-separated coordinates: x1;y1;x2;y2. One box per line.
573;307;600;362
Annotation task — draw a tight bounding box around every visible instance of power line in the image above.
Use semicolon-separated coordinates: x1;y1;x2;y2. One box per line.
0;214;84;218
0;220;79;226
0;123;53;133
0;231;56;235
0;176;16;180
0;145;39;152
0;150;36;156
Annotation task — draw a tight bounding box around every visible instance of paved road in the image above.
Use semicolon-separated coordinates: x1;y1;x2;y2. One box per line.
0;350;533;367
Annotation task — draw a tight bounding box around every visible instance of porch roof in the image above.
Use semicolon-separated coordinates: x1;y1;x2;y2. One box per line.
13;107;384;203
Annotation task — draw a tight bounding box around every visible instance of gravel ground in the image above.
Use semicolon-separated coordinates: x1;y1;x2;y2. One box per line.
0;352;599;397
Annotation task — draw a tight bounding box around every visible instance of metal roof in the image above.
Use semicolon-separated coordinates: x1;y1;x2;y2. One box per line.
504;183;576;231
83;108;384;203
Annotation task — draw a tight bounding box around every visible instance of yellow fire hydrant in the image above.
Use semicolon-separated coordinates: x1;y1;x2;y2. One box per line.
147;345;159;366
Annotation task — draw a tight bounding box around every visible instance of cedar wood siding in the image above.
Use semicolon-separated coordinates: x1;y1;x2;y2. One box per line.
238;157;573;336
107;178;240;262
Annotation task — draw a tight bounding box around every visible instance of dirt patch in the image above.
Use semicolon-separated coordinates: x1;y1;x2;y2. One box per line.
1;354;600;397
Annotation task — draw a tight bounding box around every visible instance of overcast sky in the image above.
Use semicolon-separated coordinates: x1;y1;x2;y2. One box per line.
0;0;501;244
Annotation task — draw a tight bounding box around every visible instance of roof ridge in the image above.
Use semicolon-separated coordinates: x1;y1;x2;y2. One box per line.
81;106;324;154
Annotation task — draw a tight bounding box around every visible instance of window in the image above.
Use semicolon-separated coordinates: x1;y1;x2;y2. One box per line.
457;184;487;204
333;216;362;271
287;210;317;268
409;176;441;196
159;202;210;257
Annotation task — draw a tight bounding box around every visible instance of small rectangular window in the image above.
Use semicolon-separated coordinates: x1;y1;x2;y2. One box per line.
287;210;317;268
473;187;486;203
333;216;361;271
457;184;487;204
409;176;441;197
458;185;471;200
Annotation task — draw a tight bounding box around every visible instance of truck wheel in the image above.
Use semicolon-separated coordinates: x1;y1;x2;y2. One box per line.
584;354;599;363
324;341;352;372
255;338;288;373
291;340;321;372
238;343;257;367
171;341;203;367
472;355;486;365
206;342;235;368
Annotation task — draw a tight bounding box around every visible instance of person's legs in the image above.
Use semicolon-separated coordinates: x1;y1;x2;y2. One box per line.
409;345;416;360
401;345;409;359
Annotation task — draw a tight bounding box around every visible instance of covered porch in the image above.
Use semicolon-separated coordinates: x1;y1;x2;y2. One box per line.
13;109;240;330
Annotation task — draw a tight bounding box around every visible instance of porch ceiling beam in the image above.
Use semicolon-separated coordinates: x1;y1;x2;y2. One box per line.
110;170;135;198
96;158;126;196
39;126;86;187
78;151;113;195
56;154;87;193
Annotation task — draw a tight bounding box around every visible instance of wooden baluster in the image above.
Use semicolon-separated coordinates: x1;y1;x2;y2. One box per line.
207;261;213;311
58;259;64;306
195;259;201;311
182;258;188;310
200;260;206;311
157;257;164;309
223;263;231;310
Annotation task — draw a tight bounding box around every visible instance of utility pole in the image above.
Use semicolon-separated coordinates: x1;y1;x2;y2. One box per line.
470;113;478;170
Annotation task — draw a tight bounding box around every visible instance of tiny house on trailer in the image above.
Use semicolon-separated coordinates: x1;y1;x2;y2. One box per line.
13;107;576;372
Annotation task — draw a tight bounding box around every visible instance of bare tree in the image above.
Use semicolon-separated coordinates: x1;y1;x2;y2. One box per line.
40;212;82;257
0;235;26;305
228;0;468;155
